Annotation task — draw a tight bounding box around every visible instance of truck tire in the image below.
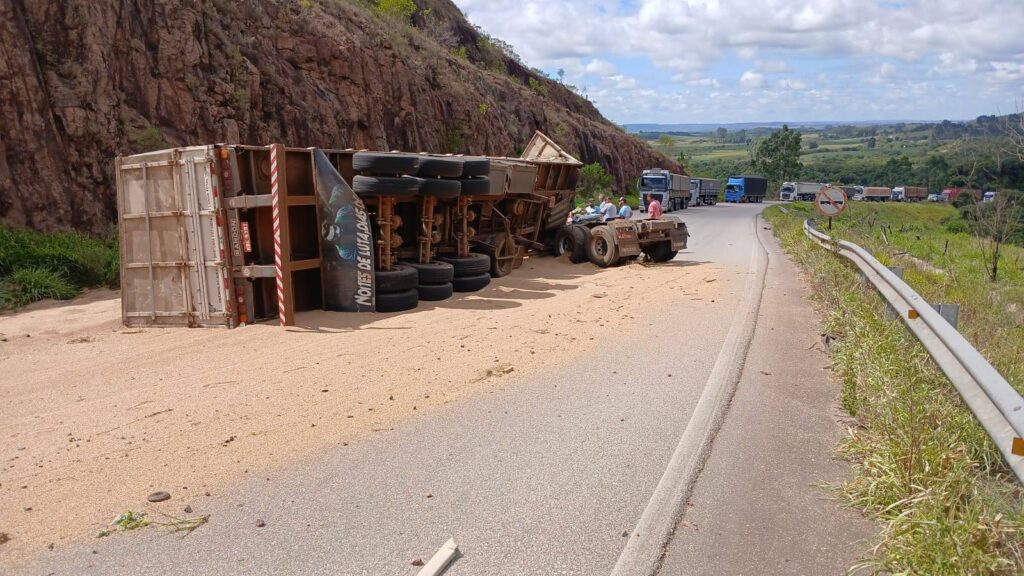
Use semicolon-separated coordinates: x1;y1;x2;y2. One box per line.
374;264;418;293
419;178;461;199
416;157;464;178
555;225;587;264
459;177;494;196
353;152;420;175
353;175;423;196
489;233;517;278
375;288;418;313
452;272;491;292
417;282;454;301
438;253;491;277
461;157;491;177
586;225;619;268
402;261;454;284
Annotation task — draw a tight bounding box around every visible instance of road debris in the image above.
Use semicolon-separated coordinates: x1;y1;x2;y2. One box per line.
255;519;266;528
416;538;459;576
147;491;171;503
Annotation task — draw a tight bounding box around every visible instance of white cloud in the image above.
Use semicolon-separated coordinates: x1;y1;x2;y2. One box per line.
777;78;807;90
739;70;765;89
584;59;617;77
990;61;1024;83
686;77;721;88
757;60;790;74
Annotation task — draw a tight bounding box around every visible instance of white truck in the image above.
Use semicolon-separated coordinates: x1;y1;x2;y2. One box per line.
638;169;691;212
779;181;826;201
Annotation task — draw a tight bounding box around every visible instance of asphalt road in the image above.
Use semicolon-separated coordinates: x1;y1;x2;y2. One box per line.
26;202;869;576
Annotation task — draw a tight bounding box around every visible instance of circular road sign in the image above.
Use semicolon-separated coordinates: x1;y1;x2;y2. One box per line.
815;186;848;217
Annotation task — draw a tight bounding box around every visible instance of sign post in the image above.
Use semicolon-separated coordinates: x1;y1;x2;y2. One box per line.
815;186;848;230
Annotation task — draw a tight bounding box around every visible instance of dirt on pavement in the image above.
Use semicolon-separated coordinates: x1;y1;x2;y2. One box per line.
0;255;722;564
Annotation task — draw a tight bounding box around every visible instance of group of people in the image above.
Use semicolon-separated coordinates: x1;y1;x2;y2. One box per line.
576;193;663;221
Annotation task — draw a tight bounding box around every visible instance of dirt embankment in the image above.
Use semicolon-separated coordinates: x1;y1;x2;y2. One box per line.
0;0;680;234
0;256;721;565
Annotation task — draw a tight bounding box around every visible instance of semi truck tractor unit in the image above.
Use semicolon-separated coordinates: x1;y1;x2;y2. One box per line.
689;177;720;206
779;182;826;201
723;176;768;203
891;186;927;202
638;169;691;212
555;215;689;268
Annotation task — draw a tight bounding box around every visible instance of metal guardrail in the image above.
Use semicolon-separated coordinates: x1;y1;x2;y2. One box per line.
803;219;1024;482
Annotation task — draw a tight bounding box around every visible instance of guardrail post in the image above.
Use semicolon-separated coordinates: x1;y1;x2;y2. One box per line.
932;303;960;329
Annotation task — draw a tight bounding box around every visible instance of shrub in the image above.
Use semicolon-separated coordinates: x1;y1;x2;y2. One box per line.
0;226;119;310
528;77;548;98
4;268;77;306
373;0;416;21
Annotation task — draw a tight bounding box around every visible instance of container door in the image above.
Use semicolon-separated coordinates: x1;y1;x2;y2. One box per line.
117;146;231;327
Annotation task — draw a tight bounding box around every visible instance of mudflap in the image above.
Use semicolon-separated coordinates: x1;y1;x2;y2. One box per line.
609;220;641;258
669;221;689;251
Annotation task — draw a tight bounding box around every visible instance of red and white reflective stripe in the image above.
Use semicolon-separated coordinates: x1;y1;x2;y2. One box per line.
270;145;286;326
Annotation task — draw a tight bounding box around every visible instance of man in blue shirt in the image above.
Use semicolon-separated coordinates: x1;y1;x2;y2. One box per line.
617;197;633;219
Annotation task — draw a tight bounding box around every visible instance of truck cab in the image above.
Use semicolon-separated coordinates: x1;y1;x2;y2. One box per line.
638;169;690;212
724;176;767;203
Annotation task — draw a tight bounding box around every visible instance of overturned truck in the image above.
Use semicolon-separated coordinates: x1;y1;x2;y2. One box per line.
116;132;687;327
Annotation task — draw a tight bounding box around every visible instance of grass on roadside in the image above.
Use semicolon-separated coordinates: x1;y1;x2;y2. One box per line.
764;202;1024;574
0;225;119;310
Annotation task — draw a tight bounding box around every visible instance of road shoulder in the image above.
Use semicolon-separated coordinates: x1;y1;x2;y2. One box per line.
658;215;876;575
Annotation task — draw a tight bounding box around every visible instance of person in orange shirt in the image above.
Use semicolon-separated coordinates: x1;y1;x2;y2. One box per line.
646;193;662;219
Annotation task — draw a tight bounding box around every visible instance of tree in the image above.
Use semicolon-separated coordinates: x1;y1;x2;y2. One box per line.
867;136;877;149
751;125;803;189
967;192;1023;281
676;151;689;173
657;134;674;148
578;162;613;200
715;127;728;143
557;68;565;83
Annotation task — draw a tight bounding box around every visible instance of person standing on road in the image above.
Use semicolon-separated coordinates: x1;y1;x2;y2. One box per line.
599;194;617;221
618;197;633;219
646;194;663;219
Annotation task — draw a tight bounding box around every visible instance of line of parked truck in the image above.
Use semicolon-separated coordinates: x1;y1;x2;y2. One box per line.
779;182;998;203
636;170;767;211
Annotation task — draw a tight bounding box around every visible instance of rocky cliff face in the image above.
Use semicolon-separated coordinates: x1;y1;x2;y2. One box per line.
0;0;682;234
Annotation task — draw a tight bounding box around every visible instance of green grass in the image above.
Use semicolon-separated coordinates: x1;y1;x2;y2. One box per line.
765;202;1024;574
0;226;119;310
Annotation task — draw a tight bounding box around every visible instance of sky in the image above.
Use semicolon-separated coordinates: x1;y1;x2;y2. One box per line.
451;0;1024;124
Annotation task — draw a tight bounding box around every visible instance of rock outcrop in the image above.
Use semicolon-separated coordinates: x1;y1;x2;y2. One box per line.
0;0;681;234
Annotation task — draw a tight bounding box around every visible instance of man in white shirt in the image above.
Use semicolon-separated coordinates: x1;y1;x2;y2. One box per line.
598;195;617;221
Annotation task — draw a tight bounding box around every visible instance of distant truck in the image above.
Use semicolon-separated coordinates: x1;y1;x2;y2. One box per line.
862;186;892;202
891;186;927;202
779;181;826;201
841;185;863;200
724;176;768;203
689;177;720;206
944;188;982;203
638;169;690;212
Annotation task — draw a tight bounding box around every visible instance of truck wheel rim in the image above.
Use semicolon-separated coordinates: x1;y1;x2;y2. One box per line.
595;238;609;256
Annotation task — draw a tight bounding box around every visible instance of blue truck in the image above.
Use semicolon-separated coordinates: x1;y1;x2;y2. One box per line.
724;176;768;203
